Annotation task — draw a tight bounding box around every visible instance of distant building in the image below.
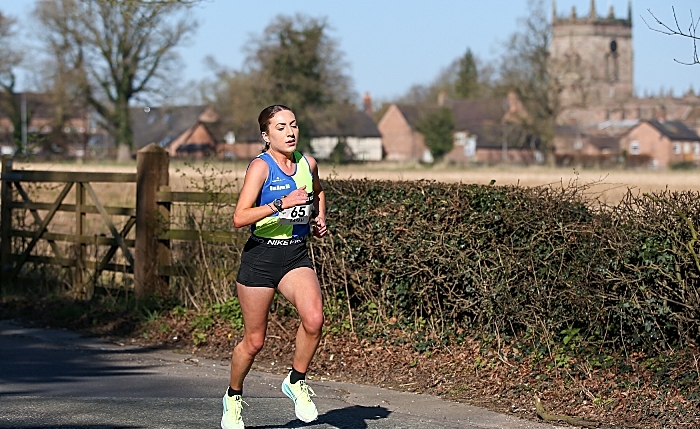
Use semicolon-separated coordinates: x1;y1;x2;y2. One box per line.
550;1;700;168
130;105;219;159
550;0;634;126
619;120;700;169
310;110;383;162
377;104;430;162
443;92;540;165
378;92;540;165
0;92;94;158
553;121;629;168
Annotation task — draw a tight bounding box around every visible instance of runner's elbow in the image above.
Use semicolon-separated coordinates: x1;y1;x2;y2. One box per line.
232;213;246;229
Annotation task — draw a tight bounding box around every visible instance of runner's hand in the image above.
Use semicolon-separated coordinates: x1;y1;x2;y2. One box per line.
313;215;327;238
284;185;309;208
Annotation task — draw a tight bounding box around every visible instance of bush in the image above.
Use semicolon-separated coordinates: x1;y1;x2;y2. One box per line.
312;179;700;353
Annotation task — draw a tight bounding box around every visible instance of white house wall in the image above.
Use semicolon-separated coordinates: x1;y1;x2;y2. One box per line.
310;136;338;159
310;136;383;161
347;137;382;161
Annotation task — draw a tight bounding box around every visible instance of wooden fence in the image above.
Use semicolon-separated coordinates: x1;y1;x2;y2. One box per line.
0;143;238;300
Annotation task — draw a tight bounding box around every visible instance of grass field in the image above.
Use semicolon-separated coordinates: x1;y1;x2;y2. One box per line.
13;160;700;205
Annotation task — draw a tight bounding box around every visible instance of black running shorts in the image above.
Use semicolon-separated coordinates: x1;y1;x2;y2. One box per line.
236;236;314;288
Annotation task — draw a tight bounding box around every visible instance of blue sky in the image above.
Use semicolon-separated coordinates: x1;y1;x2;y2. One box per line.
4;1;700;104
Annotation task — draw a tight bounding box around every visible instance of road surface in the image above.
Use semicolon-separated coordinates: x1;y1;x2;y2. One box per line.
0;319;560;429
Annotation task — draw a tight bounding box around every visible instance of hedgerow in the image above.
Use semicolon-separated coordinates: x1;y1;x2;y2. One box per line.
311;179;700;354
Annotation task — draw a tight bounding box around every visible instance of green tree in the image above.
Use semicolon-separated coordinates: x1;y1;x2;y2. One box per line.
455;49;479;99
243;13;354;152
416;107;455;161
397;49;493;105
35;0;200;160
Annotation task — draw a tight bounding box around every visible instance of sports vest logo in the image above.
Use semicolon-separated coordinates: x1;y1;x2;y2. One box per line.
269;184;291;191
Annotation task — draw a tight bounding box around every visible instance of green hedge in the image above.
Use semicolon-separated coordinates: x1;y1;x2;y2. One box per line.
311;179;700;352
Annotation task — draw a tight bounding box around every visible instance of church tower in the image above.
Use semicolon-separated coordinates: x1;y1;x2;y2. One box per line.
550;0;633;124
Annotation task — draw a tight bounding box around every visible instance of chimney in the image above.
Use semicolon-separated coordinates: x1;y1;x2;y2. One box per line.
438;90;446;106
363;91;372;114
656;106;667;122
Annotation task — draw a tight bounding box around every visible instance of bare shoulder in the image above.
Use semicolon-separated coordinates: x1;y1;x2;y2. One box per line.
243;157;269;184
247;157;268;175
304;154;318;170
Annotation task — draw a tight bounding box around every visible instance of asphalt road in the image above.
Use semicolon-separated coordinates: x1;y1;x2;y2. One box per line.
0;319;561;429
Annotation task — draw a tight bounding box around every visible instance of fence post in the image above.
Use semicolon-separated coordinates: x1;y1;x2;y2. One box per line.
0;156;12;289
75;182;86;297
157;185;171;289
135;143;169;300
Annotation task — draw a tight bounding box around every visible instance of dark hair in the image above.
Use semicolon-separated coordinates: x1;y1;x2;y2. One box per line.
258;104;292;151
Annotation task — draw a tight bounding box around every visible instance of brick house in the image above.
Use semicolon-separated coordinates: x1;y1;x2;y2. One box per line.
130;105;220;159
377;104;430;162
554;121;631;167
619;120;700;169
378;92;539;164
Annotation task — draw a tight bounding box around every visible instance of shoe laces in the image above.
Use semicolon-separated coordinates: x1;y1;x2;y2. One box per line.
297;381;316;402
226;395;248;419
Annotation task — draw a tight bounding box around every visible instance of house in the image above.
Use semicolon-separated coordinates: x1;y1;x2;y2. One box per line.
443;93;539;165
130;105;219;159
378;92;540;165
554;121;631;167
619;120;700;169
0;92;94;158
217;124;265;161
377;104;432;162
309;110;383;161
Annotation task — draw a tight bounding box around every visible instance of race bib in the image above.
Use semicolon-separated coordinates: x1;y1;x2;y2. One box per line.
278;204;313;225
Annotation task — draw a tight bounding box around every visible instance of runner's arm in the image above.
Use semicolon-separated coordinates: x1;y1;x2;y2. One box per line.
233;159;275;228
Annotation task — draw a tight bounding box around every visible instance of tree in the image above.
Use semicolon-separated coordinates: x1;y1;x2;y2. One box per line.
35;0;199;159
644;6;700;65
0;11;28;153
416;107;455;162
455;49;480;99
397;48;493;105
494;0;560;161
241;14;355;152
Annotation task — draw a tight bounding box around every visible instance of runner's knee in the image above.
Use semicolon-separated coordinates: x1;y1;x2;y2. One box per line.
302;312;324;337
242;333;266;355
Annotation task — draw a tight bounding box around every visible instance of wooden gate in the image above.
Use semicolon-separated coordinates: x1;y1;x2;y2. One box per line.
0;157;137;298
1;144;241;300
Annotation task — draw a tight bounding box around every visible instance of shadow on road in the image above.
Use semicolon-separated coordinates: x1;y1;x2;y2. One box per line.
0;422;144;429
248;405;391;429
0;338;160;387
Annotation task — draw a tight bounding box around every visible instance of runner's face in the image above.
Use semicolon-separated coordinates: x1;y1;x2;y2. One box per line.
263;110;298;154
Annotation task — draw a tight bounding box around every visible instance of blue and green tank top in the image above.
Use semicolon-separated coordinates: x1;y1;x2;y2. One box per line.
252;150;314;239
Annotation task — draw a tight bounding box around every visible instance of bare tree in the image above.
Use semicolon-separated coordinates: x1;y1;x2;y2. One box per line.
35;0;200;159
644;7;700;65
0;11;27;152
494;0;561;161
0;12;22;93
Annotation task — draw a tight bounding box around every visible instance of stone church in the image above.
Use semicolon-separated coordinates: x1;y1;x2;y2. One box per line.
550;0;700;168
